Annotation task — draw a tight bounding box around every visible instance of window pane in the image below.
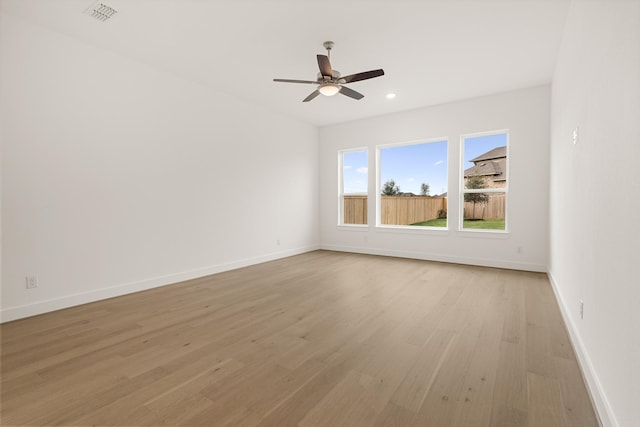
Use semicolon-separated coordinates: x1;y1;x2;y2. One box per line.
342;150;368;224
462;132;507;231
379;140;448;227
463;192;506;230
463;134;507;190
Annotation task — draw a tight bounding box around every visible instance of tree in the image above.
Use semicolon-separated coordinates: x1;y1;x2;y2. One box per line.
420;182;430;196
464;176;489;219
381;179;400;196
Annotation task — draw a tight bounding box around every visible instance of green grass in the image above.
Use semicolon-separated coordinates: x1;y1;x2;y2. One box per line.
461;218;505;229
410;218;505;230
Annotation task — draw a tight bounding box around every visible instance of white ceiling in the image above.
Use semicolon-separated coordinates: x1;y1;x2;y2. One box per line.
1;0;571;127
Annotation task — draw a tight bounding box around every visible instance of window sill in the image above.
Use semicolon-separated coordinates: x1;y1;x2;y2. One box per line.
375;225;450;236
456;229;510;239
337;224;369;231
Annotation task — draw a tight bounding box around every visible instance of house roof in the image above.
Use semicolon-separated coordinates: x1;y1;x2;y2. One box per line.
464;146;507;180
464;160;504;179
469;146;507;163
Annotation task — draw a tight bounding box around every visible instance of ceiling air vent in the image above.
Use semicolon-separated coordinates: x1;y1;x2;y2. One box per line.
85;2;118;22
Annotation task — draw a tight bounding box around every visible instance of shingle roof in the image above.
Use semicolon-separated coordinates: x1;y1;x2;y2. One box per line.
464;146;507;180
464;159;503;178
469;146;506;163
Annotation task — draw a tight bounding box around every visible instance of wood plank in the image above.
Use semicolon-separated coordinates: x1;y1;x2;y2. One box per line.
257;361;352;427
373;401;419;427
553;356;600;427
390;328;457;412
527;371;568;427
449;287;505;427
298;369;379;427
416;308;488;425
525;279;554;377
489;341;528;427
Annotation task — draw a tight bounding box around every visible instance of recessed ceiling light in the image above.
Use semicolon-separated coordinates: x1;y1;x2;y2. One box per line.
386;93;396;99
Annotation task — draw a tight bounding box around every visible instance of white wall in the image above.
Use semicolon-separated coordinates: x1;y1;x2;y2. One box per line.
0;14;319;322
549;1;640;426
319;86;550;272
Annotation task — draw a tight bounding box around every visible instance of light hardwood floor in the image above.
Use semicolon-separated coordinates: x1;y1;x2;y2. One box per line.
1;250;599;426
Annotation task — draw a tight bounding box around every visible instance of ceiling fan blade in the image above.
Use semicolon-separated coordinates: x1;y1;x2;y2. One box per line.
339;86;364;100
341;69;385;84
317;55;333;78
273;78;319;84
303;90;321;102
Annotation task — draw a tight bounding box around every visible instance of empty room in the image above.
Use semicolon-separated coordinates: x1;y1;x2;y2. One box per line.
1;0;638;426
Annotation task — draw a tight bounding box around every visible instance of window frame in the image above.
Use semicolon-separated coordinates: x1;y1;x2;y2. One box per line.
375;137;450;231
338;147;369;227
459;130;509;233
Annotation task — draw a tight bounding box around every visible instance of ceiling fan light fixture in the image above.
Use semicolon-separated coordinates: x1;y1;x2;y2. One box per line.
319;83;340;97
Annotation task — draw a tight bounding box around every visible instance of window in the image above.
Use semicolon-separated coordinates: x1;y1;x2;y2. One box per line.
377;139;448;228
339;149;368;225
461;132;508;231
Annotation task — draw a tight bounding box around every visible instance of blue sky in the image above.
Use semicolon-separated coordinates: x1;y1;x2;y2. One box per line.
463;133;507;169
342;133;506;196
380;141;448;195
342;150;369;194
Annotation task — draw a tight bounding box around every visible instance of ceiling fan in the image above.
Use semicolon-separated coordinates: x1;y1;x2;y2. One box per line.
273;41;385;102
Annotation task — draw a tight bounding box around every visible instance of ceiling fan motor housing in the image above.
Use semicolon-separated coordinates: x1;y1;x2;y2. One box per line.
317;70;342;81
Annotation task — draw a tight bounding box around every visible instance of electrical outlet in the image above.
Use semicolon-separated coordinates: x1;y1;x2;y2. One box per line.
579;300;584;319
276;239;280;246
26;276;38;289
516;246;522;254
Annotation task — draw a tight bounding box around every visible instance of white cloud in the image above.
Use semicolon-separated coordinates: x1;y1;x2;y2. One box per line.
356;167;368;174
344;165;352;169
434;160;445;166
407;178;415;182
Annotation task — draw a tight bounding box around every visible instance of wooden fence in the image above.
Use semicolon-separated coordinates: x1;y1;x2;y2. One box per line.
381;196;447;225
463;194;505;220
343;194;505;225
343;195;368;225
343;196;447;225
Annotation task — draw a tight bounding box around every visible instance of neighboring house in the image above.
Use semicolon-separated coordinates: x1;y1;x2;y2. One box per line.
463;146;507;188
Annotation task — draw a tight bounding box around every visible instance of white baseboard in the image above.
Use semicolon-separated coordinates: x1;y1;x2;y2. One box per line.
0;245;320;323
321;244;547;272
547;270;617;427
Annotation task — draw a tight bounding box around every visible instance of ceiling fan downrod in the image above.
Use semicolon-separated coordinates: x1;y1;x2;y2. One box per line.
323;41;334;60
